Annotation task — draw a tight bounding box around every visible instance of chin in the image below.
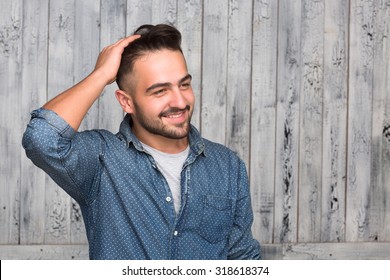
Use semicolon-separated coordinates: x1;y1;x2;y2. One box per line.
163;124;190;139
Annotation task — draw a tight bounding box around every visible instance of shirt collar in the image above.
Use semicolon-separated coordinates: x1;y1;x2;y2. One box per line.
118;114;206;157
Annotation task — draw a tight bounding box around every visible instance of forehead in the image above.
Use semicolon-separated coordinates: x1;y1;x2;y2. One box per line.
133;49;188;89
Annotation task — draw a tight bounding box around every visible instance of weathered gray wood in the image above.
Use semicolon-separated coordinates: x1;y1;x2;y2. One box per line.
0;245;89;260
126;0;153;33
45;0;76;244
98;0;126;132
201;0;228;144
226;0;252;166
75;0;101;132
347;0;374;242
250;0;278;243
2;242;390;260
260;244;283;260
126;0;176;31
321;0;349;242
152;0;177;25
282;242;390;260
371;0;390;242
298;0;324;243
0;0;23;245
274;0;301;243
19;0;49;245
177;0;203;129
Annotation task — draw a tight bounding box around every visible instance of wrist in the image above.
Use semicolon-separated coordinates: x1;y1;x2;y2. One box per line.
89;67;115;86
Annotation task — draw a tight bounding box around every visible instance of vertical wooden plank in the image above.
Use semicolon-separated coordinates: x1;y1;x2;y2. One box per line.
126;0;153;33
371;0;390;242
250;0;278;243
298;0;324;242
274;0;301;243
201;0;228;145
128;0;177;29
99;0;126;132
177;0;203;130
321;0;349;242
226;0;252;166
346;0;374;242
75;0;101;132
46;0;75;244
152;0;177;25
0;0;22;245
20;0;49;245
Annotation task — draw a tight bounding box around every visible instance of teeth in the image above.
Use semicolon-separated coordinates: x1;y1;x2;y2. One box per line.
165;112;183;118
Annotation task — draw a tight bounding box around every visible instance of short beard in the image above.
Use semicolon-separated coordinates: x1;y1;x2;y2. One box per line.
132;102;192;139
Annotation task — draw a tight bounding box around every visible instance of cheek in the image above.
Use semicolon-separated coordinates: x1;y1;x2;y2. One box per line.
139;99;167;116
185;90;195;105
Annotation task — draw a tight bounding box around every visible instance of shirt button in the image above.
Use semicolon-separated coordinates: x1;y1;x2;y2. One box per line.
173;230;178;236
166;196;172;202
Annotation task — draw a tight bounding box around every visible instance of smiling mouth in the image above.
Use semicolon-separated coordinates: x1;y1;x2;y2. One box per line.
164;111;185;118
159;106;190;119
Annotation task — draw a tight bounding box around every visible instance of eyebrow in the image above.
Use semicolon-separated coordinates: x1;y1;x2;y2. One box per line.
145;74;192;93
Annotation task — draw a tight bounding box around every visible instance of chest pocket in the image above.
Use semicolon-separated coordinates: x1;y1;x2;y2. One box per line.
199;195;234;243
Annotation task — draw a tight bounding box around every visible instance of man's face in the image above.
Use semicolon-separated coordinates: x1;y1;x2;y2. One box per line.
129;49;195;142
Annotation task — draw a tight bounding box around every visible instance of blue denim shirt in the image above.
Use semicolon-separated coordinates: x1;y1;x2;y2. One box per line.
22;108;261;260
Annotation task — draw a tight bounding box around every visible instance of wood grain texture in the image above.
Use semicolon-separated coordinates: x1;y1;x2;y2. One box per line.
152;0;177;25
347;0;374;242
2;243;390;260
226;0;252;166
282;242;390;260
126;0;153;32
0;0;23;245
201;0;228;144
0;245;89;260
274;0;301;243
298;0;324;243
250;0;278;243
321;0;349;242
20;0;49;245
75;0;101;132
371;0;390;242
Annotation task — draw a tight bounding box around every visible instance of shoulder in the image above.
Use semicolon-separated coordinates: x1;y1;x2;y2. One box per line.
73;128;126;149
74;128;113;140
202;138;243;165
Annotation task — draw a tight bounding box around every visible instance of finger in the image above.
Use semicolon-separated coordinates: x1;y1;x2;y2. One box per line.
114;34;141;47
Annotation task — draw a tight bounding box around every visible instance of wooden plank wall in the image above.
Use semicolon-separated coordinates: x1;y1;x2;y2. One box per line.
1;0;390;259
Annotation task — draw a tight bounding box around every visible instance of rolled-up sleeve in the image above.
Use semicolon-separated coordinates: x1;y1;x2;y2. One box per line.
22;108;103;205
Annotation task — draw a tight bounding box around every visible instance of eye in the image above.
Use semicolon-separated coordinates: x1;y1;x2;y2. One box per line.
180;83;191;90
153;88;167;95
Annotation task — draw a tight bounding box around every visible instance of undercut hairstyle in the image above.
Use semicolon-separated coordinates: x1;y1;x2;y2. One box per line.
116;24;183;93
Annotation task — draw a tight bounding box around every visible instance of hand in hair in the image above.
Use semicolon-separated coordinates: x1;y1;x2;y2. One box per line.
94;34;141;85
42;34;140;131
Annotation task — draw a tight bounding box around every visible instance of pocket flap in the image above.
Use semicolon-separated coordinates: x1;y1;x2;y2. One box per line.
204;195;232;211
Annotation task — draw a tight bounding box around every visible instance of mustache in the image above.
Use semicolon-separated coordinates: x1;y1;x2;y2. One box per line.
159;105;190;117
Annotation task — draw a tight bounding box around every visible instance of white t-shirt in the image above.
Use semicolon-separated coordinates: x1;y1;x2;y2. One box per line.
141;142;190;215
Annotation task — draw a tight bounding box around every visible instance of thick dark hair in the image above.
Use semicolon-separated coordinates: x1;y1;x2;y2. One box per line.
116;24;183;92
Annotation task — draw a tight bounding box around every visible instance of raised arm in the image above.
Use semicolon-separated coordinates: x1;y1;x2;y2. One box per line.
43;35;140;131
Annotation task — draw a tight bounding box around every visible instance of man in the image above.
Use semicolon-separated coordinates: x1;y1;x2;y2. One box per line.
22;24;261;260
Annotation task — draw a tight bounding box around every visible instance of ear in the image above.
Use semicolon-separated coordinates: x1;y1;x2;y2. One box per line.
115;89;134;114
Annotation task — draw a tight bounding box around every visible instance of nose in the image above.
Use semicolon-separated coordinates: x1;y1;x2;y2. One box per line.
170;86;188;109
